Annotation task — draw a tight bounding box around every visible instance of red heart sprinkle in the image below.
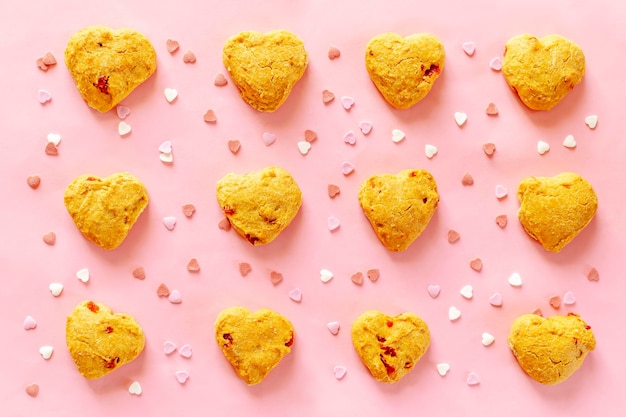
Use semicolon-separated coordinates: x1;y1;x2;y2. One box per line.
270;271;283;285
448;230;460;243
304;129;318;142
166;39;180;53
42;232;56;245
25;384;39;397
495;215;508;228
239;262;252;276
157;283;171;297
322;90;335;103
367;269;380;282
469;259;483;272
27;175;41;189
218;217;231;230
182;204;196;217
351;272;364;285
486;102;499;115
214;73;228;86
45;142;58;155
327;184;340;198
132;267;145;280
203;109;217;123
228;140;241;154
187;258;200;272
482;143;496;156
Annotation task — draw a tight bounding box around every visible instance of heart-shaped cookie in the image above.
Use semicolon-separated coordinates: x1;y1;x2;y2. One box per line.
517;172;597;252
351;311;430;383
502;34;585;111
215;307;295;385
223;30;308;112
66;301;145;379
64;172;149;250
365;33;445;109
358;169;439;251
508;313;596;384
65;26;157;112
216;166;302;245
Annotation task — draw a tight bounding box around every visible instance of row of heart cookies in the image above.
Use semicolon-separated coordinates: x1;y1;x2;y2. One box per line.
64;26;586;113
65;301;596;385
63;167;598;253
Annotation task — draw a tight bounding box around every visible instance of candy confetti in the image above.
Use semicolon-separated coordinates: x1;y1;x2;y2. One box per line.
584;115;598;129
297;141;312;155
182;204;196;217
341;161;355;175
239;262;252;276
175;370;190;384
187;258;200;272
116;105;131;119
461;172;474;186
489;57;502;70
132;267;146;280
203;109;217;123
482;143;496;156
343;130;357;145
485;102;498;115
270;271;283;285
166;39;180;53
118;121;131;136
320;269;334;283
351;272;364;285
157;283;170;297
128;381;142;395
436;363;450;376
214;73;228;86
39;345;53;360
25;383;39;397
163;216;177;230
391;129;405;143
563;135;577;148
359;121;373;135
424;144;438;159
163;341;177;355
178;344;193;358
466;372;480;386
333;365;347;379
495;215;508;228
168;290;182;304
322;89;335;103
462;41;476;56
460;285;473;299
454;112;467;126
37;89;52;104
508;273;522;287
489;293;503;307
288;288;302;302
262;132;277;146
327;216;341;231
49;283;63;297
328;46;341;59
182;50;196;63
164;88;178;103
427;285;441;298
537;141;550;155
327;322;340;335
447;230;460;243
328;184;340;198
469;259;482;272
42;232;56;245
367;269;380;282
23;315;37;330
228;140;241;154
76;268;89;283
481;332;495;346
448;306;461;321
27;175;41;189
341;96;355;110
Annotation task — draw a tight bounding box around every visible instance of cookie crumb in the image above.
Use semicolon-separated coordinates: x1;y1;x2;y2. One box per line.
239;262;252;277
187;258;200;272
132;267;145;280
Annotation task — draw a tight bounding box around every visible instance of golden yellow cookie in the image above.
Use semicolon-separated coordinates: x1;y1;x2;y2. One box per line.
358;169;439;251
215;307;295;385
66;301;145;379
64;172;149;250
351;311;430;383
223;30;308;112
502;34;585;111
517;172;597;253
65;25;157;112
365;33;445;109
216;166;302;245
508;313;596;385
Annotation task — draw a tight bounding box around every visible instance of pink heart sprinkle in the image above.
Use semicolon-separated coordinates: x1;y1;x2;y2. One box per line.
270;271;284;285
262;132;277;146
586;267;600;282
327;216;341;231
168;290;182;304
495;215;508;228
157;283;170;297
27;175;41;189
178;344;192;358
563;291;576;305
482;143;496;156
45;142;58;155
470;258;483;272
328;184;340;198
182;204;196;217
462;41;476;56
132;267;146;280
116;105;131;119
467;372;480;386
239;262;252;276
427;285;441;298
187;258;200;272
183;50;196;63
341;96;355;110
333;365;347;379
486;103;499;115
495;185;508;199
175;370;190;384
42;52;56;66
533;308;544;317
367;269;380;282
328;46;341;60
203;109;217;123
163;216;177;230
448;230;460;243
489;57;502;71
462;172;474;186
489;293;503;307
359;121;373;135
163;341;177;355
304;129;317;142
42;231;56;245
549;295;561;309
166;39;180;53
214;73;228;87
218;217;231;230
23;315;37;330
288;288;302;302
36;58;48;71
343;130;357;145
341;162;354;175
322;90;335;104
25;384;39;397
38;89;52;104
158;141;172;153
327;322;340;335
351;272;364;285
228;140;241;154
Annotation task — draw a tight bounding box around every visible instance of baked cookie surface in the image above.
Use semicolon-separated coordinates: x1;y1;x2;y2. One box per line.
351;311;430;383
365;32;445;109
358;169;439;251
64;25;157;112
215;307;295;385
64;172;149;250
502;34;585;111
508;313;596;385
223;30;308;112
216;166;302;245
517;172;597;252
66;301;145;379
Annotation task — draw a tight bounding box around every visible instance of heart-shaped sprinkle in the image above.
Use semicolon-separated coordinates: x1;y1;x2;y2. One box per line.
203;109;217;123
43;232;56;245
168;290;182;304
163;341;177;354
469;258;482;272
367;269;380;282
158;141;172;153
39;345;53;360
537;141;550;155
482;143;496;156
322;89;335;103
178;344;193;358
288;288;302;302
118;121;132;136
327;321;340;335
584;115;598;129
461;172;474;186
297;141;311;155
164;88;178;103
27;176;41;189
449;306;462;321
495;185;508;199
328;184;340;198
460;285;473;299
341;161;354;175
427;284;441;298
533;308;544;317
25;383;39;397
163;216;176;230
563;291;576;305
328;46;341;59
424;144;438;159
343;130;356;145
481;332;495;346
132;266;145;280
262;132;277;146
38;89;52;103
304;129;317;142
320;269;334;283
351;272;364;285
239;262;252;276
175;370;190;384
454;112;468;126
495;215;508;228
36;58;48;71
270;271;283;285
217;217;231;230
228;140;241;154
47;133;61;145
391;129;405;143
157;283;170;297
76;268;90;283
462;41;476;56
436;363;450;376
182;204;196;217
333;365;347;379
467;372;480;386
448;230;460;243
214;73;228;86
327;216;340;231
586;267;599;282
183;50;196;63
128;381;142;395
116;105;131;119
23;315;37;330
489;57;502;71
341;96;355;110
44;142;58;155
187;258;200;272
563;134;577;148
166;39;180;53
42;52;56;66
489;292;503;307
508;272;522;287
49;283;63;297
486;102;499;115
359;121;373;135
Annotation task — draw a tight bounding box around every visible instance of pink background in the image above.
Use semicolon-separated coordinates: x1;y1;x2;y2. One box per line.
2;0;625;415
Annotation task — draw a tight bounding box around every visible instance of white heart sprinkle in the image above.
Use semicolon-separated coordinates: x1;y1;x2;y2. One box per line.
39;345;53;360
116;105;131;119
537;141;550;155
178;344;193;358
297;141;311;155
427;285;441;298
118;121;131;136
320;269;334;283
23;315;37;330
288;288;302;302
467;372;480;386
425;144;438;159
508;272;522;287
262;132;277;146
584;115;598;129
341;96;355;110
128;381;142;395
448;306;461;321
341;162;354;175
327;321;340;335
489;292;503;307
333;365;347;379
76;268;90;283
563;291;576;305
164;88;178;103
163;216;177;230
495;185;508;199
343;130;357;145
462;41;476;56
563;134;577;148
158;140;172;153
359;121;373;135
159;152;174;163
46;133;61;145
49;283;63;297
454;112;467;126
327;216;340;231
489;57;502;71
168;290;182;304
163;341;177;355
436;363;450;376
38;89;52;103
391;129;405;143
481;332;495;346
175;370;190;384
460;285;473;299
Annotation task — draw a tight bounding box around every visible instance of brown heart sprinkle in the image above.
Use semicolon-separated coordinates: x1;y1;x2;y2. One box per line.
25;383;39;397
461;172;474;186
328;184;340;198
42;232;56;245
448;229;460;243
351;272;364;285
304;129;318;142
203;109;217;123
239;262;252;277
217;217;231;231
486;102;498;115
270;271;283;285
482;143;496;156
27;175;41;189
45;142;58;155
470;258;483;272
228;140;241;154
495;215;508;228
367;269;380;282
182;204;196;217
187;258;200;272
132;267;145;280
214;73;228;86
157;283;170;297
322;89;335;103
